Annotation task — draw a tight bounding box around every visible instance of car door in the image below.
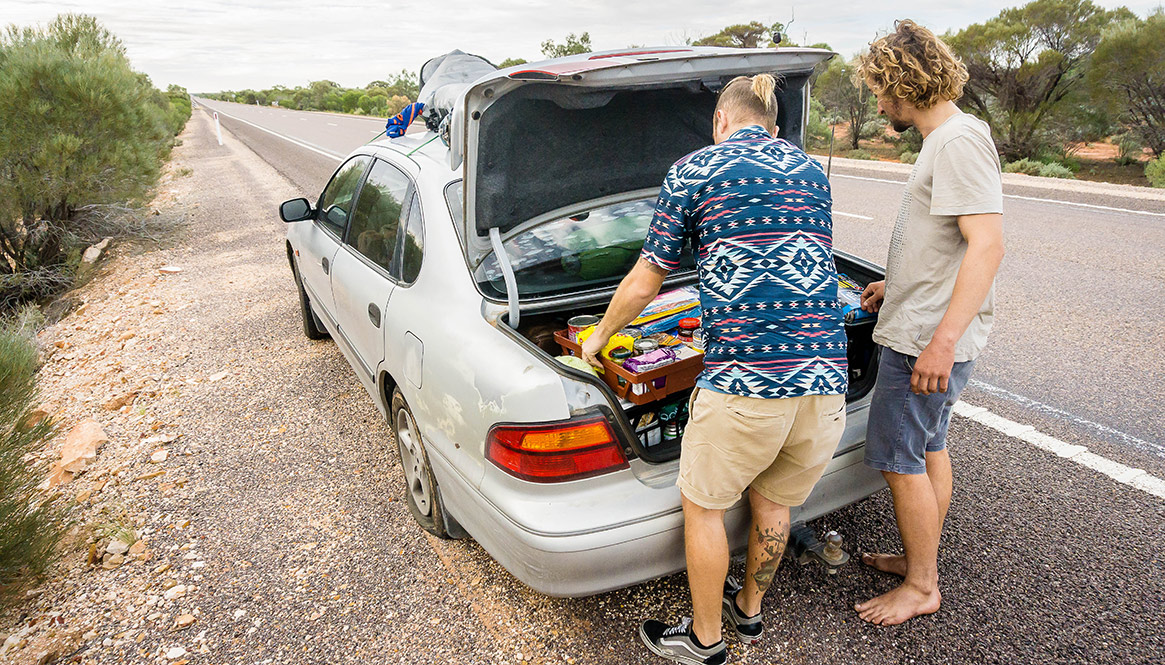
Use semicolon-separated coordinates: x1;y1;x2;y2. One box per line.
330;158;412;381
298;155;371;320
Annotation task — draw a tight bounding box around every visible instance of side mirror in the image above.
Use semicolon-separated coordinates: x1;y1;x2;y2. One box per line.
280;198;313;222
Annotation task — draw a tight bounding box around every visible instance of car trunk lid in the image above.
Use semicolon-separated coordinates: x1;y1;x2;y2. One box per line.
451;47;835;312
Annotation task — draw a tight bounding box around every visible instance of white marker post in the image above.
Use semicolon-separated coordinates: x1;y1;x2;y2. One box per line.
213;111;223;146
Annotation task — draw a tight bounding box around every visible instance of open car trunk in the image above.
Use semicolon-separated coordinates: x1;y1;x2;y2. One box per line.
507;253;882;463
452;46;835;287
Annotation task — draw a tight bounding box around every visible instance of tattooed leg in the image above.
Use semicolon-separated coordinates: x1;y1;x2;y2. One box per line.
739;488;790;617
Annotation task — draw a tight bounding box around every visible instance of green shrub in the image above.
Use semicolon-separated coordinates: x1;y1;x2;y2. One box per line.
1003;158;1043;175
847;149;875;160
899;150;919;164
1147;156;1165;188
0;14;177;309
1037;162;1075;179
0;311;61;603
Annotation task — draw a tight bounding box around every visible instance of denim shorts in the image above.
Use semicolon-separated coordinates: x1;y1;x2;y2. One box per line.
864;346;976;475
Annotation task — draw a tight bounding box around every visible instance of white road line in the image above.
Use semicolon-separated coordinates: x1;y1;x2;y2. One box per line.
835;211;874;220
1002;193;1165;218
968;379;1165;457
327;122;338;126
833;173;1165;218
953;401;1165;500
195;103;343;162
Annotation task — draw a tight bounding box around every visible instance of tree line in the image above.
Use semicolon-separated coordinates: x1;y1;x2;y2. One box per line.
807;0;1165;185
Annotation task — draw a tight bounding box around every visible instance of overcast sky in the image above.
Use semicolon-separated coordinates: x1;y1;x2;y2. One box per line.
4;0;1161;92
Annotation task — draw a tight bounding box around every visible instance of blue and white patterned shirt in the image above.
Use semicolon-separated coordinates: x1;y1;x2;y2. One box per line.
640;125;848;399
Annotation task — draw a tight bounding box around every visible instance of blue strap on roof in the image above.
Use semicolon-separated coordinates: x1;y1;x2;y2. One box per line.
385;102;424;138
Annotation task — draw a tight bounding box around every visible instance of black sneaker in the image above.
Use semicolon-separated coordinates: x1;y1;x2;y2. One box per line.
639;617;727;665
721;576;762;644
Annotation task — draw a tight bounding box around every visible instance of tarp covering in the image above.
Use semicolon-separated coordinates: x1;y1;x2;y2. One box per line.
417;50;497;130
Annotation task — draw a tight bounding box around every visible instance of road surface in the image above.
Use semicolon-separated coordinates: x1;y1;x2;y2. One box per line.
194;97;1165;478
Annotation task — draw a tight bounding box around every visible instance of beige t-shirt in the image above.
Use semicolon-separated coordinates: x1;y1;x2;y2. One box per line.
872;112;1003;362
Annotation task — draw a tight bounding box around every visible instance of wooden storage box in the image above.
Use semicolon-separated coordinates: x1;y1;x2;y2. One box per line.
554;329;703;405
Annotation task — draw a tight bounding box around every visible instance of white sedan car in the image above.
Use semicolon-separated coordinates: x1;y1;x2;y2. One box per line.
279;46;886;596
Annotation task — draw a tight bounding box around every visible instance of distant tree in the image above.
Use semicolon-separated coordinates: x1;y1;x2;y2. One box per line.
383;69;418;100
1089;10;1165;157
694;21;784;48
541;32;592;58
814;57;877;149
340;89;362;113
946;0;1134;160
307;80;341;109
499;57;527;68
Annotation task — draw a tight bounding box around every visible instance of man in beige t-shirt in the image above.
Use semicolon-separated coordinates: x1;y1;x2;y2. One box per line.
853;20;1005;627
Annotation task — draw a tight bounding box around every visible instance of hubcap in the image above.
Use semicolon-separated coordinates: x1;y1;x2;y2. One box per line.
395;407;432;517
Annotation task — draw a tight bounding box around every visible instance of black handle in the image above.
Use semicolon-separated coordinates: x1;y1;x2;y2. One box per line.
322;257;330;274
367;302;381;327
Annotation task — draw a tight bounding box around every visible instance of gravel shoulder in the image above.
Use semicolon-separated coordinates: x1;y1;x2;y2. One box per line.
2;112;1161;665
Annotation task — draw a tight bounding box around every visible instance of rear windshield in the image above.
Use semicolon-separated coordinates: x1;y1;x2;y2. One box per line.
475;196;695;299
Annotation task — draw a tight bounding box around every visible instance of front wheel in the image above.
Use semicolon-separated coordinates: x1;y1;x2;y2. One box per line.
291;260;329;340
391;389;452;538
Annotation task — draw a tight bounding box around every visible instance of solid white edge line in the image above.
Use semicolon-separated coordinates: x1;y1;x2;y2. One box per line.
194;102;344;162
832;173;1165;218
952;400;1164;500
1001;193;1165;218
835;211;874;220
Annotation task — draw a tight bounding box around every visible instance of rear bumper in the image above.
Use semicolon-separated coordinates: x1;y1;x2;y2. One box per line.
430;444;886;597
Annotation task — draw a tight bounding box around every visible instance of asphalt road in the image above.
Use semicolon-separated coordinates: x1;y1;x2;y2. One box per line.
192;97;1165;479
42;100;1156;665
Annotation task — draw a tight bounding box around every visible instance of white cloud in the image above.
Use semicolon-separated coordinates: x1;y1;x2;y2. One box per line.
2;0;1159;92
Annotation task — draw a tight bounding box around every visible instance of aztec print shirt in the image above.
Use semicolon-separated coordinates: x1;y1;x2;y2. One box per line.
640;125;848;399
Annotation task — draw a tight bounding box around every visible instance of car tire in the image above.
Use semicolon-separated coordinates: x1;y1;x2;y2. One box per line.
391;389;454;539
291;260;329;340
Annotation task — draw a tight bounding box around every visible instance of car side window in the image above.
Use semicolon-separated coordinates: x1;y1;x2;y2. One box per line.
400;191;424;284
345;159;411;276
316;155;371;236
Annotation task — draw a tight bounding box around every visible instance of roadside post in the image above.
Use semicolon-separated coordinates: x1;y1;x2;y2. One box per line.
214;111;223;146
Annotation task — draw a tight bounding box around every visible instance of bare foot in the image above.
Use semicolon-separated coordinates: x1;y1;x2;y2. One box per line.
854;583;941;626
861;552;907;577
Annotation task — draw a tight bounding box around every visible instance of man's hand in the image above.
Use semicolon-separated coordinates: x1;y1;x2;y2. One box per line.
911;340;955;395
581;331;610;370
861;280;885;312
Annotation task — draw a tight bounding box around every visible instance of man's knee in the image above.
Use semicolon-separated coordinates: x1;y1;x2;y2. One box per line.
748;487;789;515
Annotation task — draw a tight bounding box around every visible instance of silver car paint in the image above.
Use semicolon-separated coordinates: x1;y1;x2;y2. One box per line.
286;84;885;599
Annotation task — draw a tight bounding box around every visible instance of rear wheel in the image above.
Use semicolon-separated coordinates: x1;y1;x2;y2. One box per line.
291;260;329;340
391;389;452;538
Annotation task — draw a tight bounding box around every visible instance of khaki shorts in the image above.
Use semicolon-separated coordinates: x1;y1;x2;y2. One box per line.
676;388;847;510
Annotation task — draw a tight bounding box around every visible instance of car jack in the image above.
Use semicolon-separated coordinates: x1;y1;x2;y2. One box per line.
788;523;850;575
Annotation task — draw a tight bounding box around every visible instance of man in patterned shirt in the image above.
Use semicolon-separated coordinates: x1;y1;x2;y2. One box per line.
582;74;848;665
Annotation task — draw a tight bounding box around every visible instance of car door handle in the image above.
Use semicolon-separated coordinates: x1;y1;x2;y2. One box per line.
367;303;381;327
321;257;330;275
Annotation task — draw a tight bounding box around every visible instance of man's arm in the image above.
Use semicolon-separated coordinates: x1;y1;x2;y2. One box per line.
912;212;1004;394
580;259;668;368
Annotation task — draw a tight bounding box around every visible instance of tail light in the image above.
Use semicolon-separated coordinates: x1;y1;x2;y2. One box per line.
487;414;629;483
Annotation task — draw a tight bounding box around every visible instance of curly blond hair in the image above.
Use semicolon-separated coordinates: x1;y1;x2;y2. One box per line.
857;19;968;110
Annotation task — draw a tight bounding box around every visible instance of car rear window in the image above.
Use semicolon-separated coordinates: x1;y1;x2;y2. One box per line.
475;197;695;299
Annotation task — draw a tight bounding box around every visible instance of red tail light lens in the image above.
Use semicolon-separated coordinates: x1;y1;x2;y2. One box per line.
486;414;629;483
